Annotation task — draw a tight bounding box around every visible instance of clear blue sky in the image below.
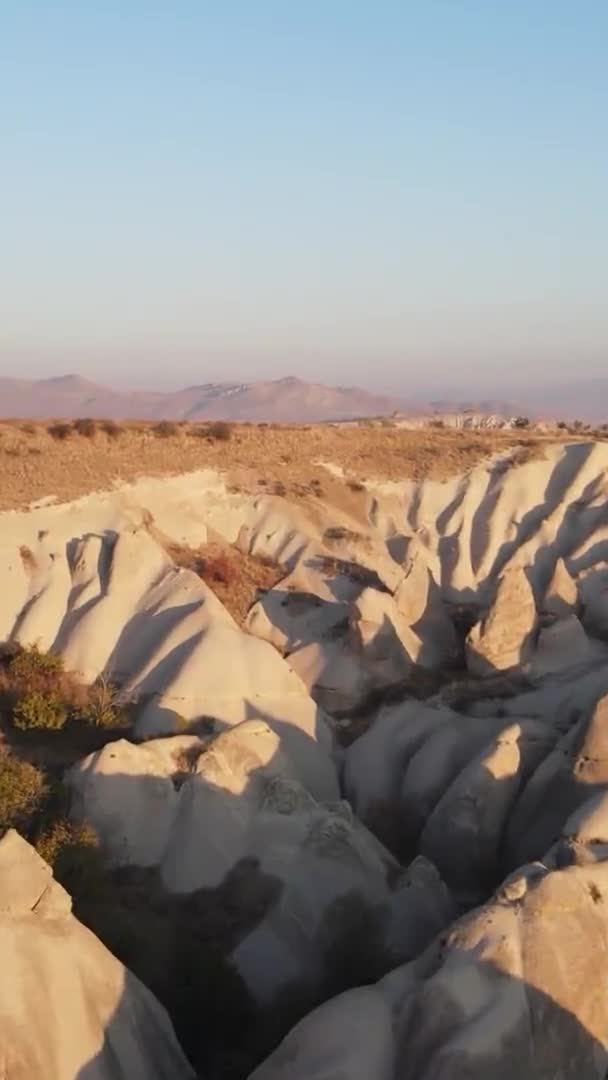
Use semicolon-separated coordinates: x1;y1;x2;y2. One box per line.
1;1;606;392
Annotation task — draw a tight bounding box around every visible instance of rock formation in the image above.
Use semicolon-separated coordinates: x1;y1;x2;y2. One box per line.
1;439;608;1076
0;830;194;1080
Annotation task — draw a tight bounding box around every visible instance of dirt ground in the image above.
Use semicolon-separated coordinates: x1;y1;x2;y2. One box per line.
0;418;566;513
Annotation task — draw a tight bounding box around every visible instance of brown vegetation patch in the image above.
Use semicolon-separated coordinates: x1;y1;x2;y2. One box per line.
165;541;284;624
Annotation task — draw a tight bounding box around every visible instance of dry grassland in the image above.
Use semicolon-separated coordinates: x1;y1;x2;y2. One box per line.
0;417;566;513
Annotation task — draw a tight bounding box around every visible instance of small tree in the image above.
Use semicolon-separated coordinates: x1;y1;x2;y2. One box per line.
513;416;530;429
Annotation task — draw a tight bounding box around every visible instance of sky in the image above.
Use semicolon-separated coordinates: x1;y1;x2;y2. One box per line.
1;1;607;393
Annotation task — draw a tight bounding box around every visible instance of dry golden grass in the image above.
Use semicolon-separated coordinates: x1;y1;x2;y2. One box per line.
165;540;284;625
0;418;566;513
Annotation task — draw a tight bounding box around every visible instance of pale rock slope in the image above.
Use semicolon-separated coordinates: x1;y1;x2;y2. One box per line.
2;440;608;1076
249;855;608;1079
67;721;454;1005
0;830;194;1080
243;442;608;716
344;692;608;900
1;522;329;747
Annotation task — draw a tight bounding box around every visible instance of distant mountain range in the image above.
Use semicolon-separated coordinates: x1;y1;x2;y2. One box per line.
0;373;605;423
0;374;406;423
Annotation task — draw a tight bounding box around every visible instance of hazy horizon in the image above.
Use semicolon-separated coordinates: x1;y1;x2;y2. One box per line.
2;2;607;391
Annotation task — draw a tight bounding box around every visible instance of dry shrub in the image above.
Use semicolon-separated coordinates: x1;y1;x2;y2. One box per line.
167;542;283;624
207;420;233;441
153;420;179;438
78;677;126;729
323;525;364;544
36;819;107;899
20;422;36;435
99;419;122;438
201;552;233;585
0;750;48;835
47;421;72;441
73;417;97;437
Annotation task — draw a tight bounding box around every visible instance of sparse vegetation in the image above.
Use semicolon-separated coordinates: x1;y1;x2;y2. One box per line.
207;420;233;441
166;541;283;624
0;643;125;736
12;690;68;731
153;420;179;438
36;818;108;898
73;417;97;437
513;416;530;429
323;525;364;544
99;419;122;438
78;677;126;729
0;750;48;835
0;419;590;514
47;421;72;440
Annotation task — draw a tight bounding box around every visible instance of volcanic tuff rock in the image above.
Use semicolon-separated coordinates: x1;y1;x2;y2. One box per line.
466;565;538;676
0;831;194;1080
2;440;608;1076
68;721;454;1005
249;857;608;1079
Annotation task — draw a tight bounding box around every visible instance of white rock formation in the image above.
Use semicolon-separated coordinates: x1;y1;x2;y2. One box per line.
67;721;453;1005
249;858;608;1079
0;830;194;1080
466;565;538;675
0;527;331;748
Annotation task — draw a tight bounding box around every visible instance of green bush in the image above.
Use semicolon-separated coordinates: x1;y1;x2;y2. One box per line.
0;645;72;732
0;752;48;835
12;691;67;731
4;642;64;683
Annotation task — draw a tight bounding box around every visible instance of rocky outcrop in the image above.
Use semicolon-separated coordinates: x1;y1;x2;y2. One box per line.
67;721;453;1005
0;527;331;747
0;830;194;1080
249;858;608;1079
345;695;608;897
466;566;538;675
